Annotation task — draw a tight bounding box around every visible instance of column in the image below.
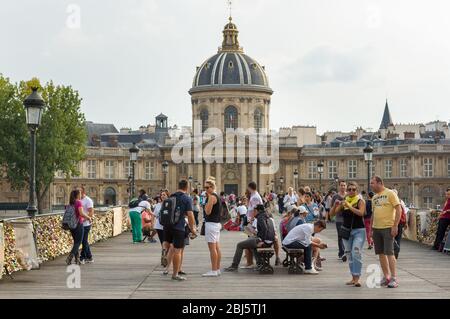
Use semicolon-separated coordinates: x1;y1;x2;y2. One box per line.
241;163;247;196
216;163;222;192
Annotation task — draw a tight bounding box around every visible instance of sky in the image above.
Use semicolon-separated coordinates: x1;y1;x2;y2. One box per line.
1;0;450;134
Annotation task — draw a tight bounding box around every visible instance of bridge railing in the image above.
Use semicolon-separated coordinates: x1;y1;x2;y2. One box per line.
0;207;131;279
403;209;446;245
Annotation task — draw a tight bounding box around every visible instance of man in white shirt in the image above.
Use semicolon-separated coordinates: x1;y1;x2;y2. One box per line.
237;197;248;229
247;182;263;222
80;186;94;264
282;220;327;274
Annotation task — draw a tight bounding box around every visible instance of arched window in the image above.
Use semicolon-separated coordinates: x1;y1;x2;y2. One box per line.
254;108;263;132
200;109;209;133
224;106;238;129
104;187;117;206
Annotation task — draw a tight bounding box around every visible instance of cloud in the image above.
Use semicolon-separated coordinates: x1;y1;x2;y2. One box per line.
285;45;378;85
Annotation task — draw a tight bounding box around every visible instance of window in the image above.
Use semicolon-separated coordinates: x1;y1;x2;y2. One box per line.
124;161;131;179
88;187;97;205
254;109;263;133
87;160;97;179
56;186;65;205
384;160;393;178
423;158;433;177
448;158;450;177
105;160;115;179
200;109;209;133
423;196;433;209
328;160;337;179
400;158;408;177
145;161;155;180
224;106;238;129
348;160;357;179
308;161;317;179
228;61;234;68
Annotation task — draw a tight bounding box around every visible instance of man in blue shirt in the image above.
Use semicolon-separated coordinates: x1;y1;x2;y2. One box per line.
163;180;197;281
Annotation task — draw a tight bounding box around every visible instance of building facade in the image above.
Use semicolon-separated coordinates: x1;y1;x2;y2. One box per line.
1;17;449;211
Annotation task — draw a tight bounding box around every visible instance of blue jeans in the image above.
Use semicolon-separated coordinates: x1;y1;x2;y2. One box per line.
343;228;366;277
285;241;312;270
70;222;84;256
80;225;92;260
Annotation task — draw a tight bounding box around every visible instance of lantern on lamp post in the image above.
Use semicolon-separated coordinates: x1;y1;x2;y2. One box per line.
23;87;45;217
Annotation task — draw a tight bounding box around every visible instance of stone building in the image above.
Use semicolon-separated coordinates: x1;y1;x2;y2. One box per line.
1;17;449;211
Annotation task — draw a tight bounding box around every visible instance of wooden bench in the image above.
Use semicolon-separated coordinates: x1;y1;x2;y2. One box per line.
256;248;275;274
282;247;304;274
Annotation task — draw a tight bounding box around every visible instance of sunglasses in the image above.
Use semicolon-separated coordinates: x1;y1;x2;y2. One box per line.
347;188;357;192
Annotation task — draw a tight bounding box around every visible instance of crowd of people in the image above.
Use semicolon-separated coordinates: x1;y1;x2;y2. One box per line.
61;175;450;288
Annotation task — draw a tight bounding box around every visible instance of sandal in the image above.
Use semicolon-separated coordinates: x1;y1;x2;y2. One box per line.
354;282;361;287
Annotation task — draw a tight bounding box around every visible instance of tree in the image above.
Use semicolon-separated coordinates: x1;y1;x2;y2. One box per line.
0;75;87;212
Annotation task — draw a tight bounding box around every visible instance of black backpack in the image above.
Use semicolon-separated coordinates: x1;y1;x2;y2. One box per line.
262;213;275;243
128;198;140;209
159;196;181;227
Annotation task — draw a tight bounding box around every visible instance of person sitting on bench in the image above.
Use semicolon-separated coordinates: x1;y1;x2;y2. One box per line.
225;204;275;272
282;220;327;275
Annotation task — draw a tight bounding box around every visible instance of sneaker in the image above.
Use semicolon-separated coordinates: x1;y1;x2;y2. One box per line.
224;266;238;272
304;268;319;275
162;270;169;276
202;271;219;277
148;238;157;243
216;269;221;276
239;264;254;269
86;258;94;264
387;278;399;288
66;253;73;265
368;245;373;250
341;255;347;262
380;277;390;287
80;259;86;265
171;275;186;281
178;271;187;275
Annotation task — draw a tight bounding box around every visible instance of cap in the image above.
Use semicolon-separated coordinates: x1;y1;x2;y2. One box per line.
298;206;308;215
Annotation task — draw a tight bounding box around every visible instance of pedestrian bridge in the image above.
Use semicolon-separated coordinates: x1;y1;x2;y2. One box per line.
0;224;449;299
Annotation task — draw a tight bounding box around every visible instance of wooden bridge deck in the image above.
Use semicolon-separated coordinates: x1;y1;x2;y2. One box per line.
1;223;449;299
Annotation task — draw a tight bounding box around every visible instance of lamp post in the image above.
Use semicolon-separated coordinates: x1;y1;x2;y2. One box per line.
24;88;45;217
317;162;324;193
363;143;374;193
270;180;274;192
188;176;193;193
129;143;139;198
293;169;299;191
162;160;169;189
334;175;339;191
279;176;284;193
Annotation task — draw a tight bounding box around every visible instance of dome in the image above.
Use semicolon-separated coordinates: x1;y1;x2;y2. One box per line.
190;18;272;94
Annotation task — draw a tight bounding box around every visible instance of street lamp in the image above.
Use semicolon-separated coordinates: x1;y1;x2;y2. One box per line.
293;169;299;191
364;143;374;193
188;176;193;193
279;176;284;193
270;180;274;192
129;142;139;198
162;160;169;189
24;87;45;217
317;162;324;193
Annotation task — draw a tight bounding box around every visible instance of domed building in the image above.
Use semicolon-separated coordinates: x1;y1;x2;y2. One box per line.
190;17;272;133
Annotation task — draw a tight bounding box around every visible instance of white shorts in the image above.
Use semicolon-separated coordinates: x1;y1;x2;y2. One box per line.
205;222;222;243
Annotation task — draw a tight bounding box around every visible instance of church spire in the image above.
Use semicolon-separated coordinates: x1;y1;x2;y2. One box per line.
379;99;394;129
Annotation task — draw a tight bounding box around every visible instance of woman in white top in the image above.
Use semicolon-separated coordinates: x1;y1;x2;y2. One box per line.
154;190;170;267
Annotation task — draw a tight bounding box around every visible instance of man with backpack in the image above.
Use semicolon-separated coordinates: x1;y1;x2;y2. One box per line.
161;180;197;281
224;204;275;272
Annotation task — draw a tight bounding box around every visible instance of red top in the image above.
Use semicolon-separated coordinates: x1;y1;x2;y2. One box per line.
440;199;450;220
74;199;84;223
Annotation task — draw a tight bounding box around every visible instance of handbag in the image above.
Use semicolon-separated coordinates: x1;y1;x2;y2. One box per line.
200;221;205;236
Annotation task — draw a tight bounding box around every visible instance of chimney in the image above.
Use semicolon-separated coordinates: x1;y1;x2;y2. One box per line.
404;132;415;139
91;134;101;147
108;135;118;147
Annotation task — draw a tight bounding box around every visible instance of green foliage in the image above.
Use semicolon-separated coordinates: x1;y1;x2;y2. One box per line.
0;74;87;210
